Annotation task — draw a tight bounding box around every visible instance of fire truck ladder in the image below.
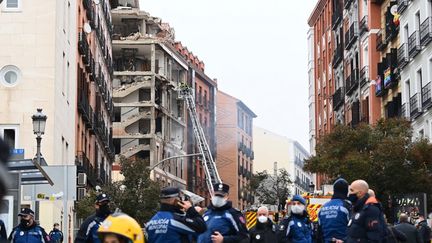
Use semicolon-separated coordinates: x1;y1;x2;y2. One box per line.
179;86;222;194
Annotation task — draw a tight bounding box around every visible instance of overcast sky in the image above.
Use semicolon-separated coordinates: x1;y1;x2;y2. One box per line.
139;0;317;151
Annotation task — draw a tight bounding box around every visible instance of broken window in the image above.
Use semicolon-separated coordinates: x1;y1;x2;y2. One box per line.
138;119;151;134
139;89;151;102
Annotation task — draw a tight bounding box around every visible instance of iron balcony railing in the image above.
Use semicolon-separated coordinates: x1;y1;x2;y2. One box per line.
345;22;358;50
401;103;409;119
332;87;344;110
332;7;343;30
332;44;343;67
76;151;97;186
397;44;409;70
376;29;387;51
410;93;422;119
397;0;409;15
346;69;359;95
360;66;369;87
78;92;91;123
422;82;432;110
420;17;432;47
359;15;369;36
408;31;421;59
344;0;354;10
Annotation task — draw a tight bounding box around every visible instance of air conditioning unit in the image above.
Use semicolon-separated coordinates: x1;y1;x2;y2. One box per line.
77;173;87;186
77;188;87;200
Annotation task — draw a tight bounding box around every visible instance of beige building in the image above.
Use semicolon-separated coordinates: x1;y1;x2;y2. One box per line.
0;0;78;237
253;126;312;195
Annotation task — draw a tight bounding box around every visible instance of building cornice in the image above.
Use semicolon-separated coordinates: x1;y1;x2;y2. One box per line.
308;0;329;27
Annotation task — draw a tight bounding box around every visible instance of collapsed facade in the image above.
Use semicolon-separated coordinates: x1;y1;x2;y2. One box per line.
110;0;188;187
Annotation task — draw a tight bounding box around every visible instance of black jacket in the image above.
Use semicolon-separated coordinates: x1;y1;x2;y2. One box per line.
75;211;109;243
346;195;386;243
249;220;277;243
0;220;6;241
417;220;431;243
386;226;407;243
394;223;422;243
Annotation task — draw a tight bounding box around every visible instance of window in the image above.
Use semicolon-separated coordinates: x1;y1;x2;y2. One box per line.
0;65;22;87
0;125;19;149
2;0;21;11
417;68;423;95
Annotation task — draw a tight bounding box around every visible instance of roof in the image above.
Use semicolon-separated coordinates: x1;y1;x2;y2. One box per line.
217;90;257;117
307;0;329;27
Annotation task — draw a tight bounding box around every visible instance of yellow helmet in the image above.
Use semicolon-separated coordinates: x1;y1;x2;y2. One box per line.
98;213;145;243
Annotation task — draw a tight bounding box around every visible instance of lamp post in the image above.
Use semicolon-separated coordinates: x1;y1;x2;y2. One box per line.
31;108;47;221
309;182;315;194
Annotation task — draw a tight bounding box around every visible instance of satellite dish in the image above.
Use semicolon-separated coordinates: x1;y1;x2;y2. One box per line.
83;23;92;34
93;0;100;4
390;5;398;15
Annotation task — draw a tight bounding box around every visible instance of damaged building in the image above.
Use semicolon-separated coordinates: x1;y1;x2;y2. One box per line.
110;0;188;187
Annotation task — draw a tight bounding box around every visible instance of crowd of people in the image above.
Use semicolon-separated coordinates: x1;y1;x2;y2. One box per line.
0;137;431;243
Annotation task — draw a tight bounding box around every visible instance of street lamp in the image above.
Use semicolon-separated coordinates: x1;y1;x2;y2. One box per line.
309;182;315;194
32;108;47;165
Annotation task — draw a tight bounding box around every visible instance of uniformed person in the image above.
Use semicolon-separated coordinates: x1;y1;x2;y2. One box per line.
249;206;277;243
346;180;386;243
277;195;313;243
146;187;207;243
75;193;112;243
8;208;51;243
197;183;249;243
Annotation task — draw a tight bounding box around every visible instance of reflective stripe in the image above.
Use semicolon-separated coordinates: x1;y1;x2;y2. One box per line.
286;220;295;236
225;212;239;232
39;230;46;243
170;219;195;233
86;221;97;236
340;206;350;221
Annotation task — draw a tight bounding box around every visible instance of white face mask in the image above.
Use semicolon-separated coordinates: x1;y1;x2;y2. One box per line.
291;205;305;214
258;216;268;223
212;196;227;207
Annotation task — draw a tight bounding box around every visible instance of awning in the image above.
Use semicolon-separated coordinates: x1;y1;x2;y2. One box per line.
7;158;54;186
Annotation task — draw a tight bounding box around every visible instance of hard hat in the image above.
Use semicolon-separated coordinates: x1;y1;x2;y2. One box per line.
98;213;145;243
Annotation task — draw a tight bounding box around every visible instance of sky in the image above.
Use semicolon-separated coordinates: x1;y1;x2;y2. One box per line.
138;0;318;151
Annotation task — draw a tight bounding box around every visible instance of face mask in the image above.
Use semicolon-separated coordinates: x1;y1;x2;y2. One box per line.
97;204;111;216
348;193;358;204
211;196;227;208
258;216;268;223
291;205;305;214
20;219;31;227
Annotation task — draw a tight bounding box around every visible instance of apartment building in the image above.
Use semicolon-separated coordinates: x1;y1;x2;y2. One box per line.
216;91;256;210
110;0;188;187
398;0;432;139
376;0;402;118
174;42;218;204
253;127;313;196
76;0;114;193
0;0;79;236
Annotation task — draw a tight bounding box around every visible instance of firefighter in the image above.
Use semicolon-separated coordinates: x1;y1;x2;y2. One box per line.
98;212;145;243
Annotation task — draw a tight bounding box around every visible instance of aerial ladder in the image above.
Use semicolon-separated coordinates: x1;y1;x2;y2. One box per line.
179;85;222;195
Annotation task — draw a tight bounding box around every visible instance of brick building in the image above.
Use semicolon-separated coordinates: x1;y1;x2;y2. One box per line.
216;91;256;210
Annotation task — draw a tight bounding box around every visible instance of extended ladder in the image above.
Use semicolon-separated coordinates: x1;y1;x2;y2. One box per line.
179;86;222;194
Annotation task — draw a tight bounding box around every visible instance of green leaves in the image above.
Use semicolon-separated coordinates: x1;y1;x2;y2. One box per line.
304;118;432;213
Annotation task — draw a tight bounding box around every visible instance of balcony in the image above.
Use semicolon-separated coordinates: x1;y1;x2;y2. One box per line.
345;22;358;50
78;93;91;123
397;44;409;70
420;17;432;47
410;93;422;119
422;82;432;110
333;87;344;110
408;31;421;59
359;15;369;36
360;66;369;87
344;0;354;10
332;44;343;67
397;0;409;15
332;8;343;30
376;29;388;51
345;69;359;95
83;0;92;12
76;151;97;186
401;103;409;119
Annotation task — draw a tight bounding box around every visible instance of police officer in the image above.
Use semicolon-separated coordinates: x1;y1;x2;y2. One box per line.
197;183;249;243
146;187;207;243
278;195;313;243
75;193;112;243
249;206;277;243
346;180;386;243
317;178;351;243
49;223;63;243
8;208;51;243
